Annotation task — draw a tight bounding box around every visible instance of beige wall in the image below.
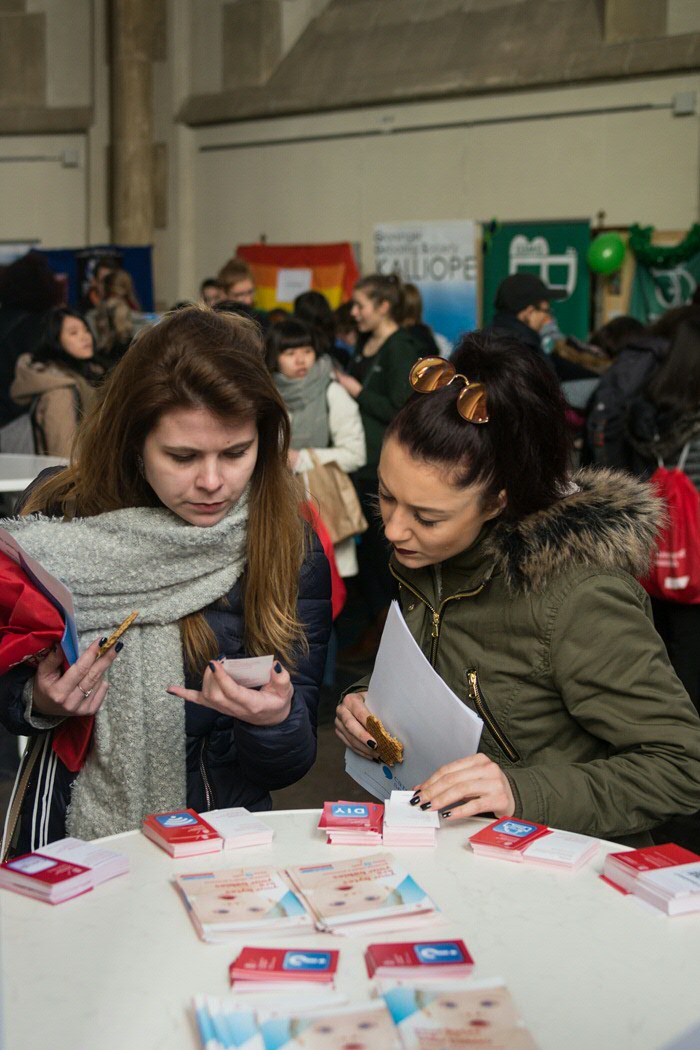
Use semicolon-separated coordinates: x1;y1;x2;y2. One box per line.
0;133;87;245
189;72;700;295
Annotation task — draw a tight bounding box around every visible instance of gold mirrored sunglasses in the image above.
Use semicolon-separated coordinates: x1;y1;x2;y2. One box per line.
409;357;489;424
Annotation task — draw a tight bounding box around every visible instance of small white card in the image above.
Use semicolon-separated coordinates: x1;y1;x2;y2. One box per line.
384;790;440;828
275;267;313;303
221;655;274;688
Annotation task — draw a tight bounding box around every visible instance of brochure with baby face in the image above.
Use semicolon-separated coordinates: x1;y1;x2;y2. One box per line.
175;866;312;943
285;853;436;930
259;1001;401;1050
383;982;540;1049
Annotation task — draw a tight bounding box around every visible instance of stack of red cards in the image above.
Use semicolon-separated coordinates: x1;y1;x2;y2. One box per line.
602;843;700;914
365;939;474;982
0;838;129;904
317;801;384;845
469;819;599;870
229;946;339;992
143;809;223;857
382;791;439;847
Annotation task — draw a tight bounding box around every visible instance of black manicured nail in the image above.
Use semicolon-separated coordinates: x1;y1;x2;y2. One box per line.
409;794;420;806
99;637;108;646
367;739;377;750
441;810;452;819
208;661;216;672
274;662;282;674
217;653;225;661
420;801;432;811
115;641;124;653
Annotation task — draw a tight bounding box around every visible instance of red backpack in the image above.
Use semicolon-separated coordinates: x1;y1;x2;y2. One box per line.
640;443;700;604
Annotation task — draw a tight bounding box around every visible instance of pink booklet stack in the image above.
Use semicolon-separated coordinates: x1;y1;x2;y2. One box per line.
143;807;274;857
0;837;129;904
317;801;384;845
602;843;700;914
381;791;440;847
365;938;474;981
229;946;339;992
469;819;599;869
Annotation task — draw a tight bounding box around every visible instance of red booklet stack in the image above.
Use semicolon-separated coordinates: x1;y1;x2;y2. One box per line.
365;939;474;981
229;946;339;992
470;818;599;869
602;843;700;914
317;800;384;845
0;838;129;904
142;809;222;857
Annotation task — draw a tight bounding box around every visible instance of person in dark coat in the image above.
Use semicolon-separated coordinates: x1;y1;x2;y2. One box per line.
0;252;62;428
483;272;566;358
0;307;331;857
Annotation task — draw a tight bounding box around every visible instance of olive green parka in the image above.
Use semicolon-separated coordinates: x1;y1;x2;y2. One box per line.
382;469;700;845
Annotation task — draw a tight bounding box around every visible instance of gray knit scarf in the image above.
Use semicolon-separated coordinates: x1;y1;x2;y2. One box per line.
2;496;248;839
274;355;333;449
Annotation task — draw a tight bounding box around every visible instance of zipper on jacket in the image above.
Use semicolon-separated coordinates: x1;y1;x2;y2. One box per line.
467;669;521;763
390;564;485;665
199;738;214;810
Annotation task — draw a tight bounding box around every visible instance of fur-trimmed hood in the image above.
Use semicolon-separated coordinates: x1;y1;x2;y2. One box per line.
484;468;663;593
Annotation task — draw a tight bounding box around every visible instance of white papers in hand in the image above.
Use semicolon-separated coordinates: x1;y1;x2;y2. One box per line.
221;654;274;688
345;602;483;800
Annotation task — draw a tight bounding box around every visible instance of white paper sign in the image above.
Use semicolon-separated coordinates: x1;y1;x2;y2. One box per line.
275;268;313;303
345;602;483;799
221;654;274;688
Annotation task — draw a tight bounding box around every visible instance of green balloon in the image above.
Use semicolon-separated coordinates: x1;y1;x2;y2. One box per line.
587;233;626;275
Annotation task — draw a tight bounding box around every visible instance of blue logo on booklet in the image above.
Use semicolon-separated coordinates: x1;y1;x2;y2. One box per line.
493;819;538;837
156;812;197;828
282;951;332;972
415;942;465;965
331;804;368;819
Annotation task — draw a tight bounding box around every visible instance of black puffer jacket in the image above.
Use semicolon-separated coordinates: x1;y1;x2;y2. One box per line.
625;398;700;489
0;526;331;855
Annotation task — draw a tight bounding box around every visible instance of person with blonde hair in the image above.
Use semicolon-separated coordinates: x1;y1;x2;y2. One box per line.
95;268;140;360
0;307;331;857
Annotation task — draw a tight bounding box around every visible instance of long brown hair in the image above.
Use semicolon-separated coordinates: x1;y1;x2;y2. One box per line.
22;307;307;671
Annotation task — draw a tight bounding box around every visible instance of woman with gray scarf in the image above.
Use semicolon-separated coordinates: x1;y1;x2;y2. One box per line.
268;319;366;578
0;308;331;857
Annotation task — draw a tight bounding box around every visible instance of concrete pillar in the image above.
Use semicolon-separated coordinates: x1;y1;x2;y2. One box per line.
110;0;154;244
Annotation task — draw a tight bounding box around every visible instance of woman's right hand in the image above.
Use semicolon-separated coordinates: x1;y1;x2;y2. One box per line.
334;692;379;759
31;639;121;719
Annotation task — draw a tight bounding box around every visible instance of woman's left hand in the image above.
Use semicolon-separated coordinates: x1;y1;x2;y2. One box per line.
167;660;294;726
335;372;362;399
412;754;515;821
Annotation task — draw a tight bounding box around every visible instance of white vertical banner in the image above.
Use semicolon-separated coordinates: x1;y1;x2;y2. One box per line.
373;220;477;352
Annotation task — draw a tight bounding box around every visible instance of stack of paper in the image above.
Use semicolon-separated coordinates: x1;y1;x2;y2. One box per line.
143;807;274;857
382;980;540;1049
229;947;339;993
258;1001;401;1050
0;838;129;904
193;997;263;1050
175;865;312;943
632;862;700;916
469;819;600;870
143;809;223;857
365;939;474;981
382;790;439;847
204;808;274;850
317;801;384;845
602;843;700;915
285;853;440;937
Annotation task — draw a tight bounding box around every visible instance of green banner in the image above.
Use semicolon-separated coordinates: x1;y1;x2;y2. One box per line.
629;252;700;325
482;221;591;339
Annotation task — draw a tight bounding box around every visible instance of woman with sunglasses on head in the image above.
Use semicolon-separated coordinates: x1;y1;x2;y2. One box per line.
335;273;421;660
0;307;331;857
335;334;700;845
